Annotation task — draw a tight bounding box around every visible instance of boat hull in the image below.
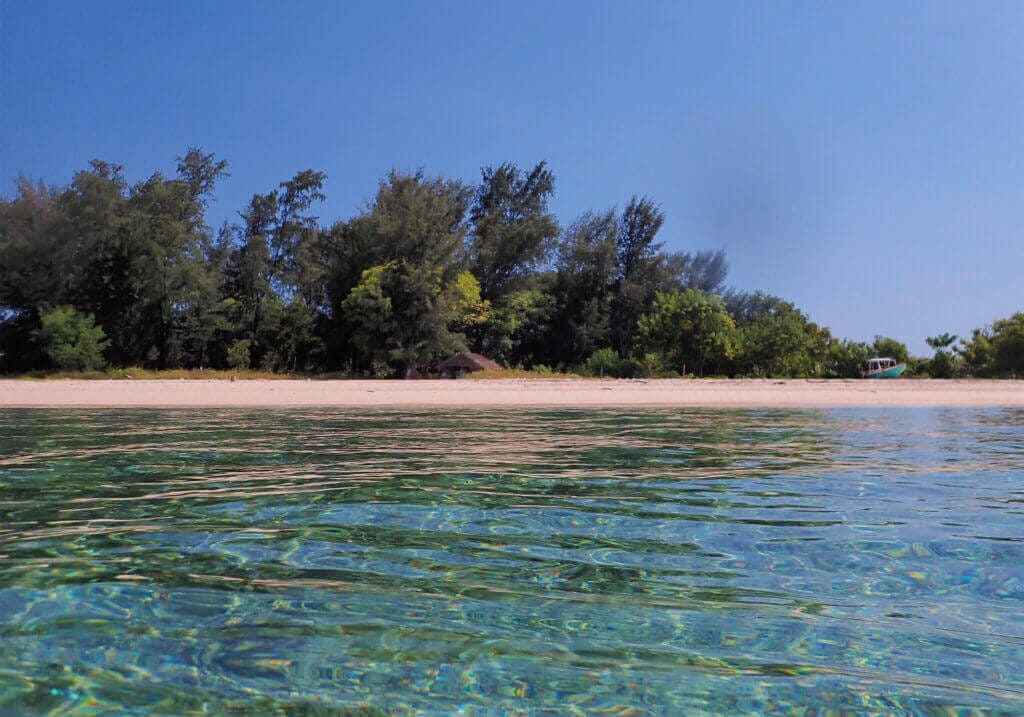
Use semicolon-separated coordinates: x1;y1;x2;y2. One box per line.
865;364;906;378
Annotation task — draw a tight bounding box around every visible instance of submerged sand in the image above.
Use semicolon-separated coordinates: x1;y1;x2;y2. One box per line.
1;378;1023;408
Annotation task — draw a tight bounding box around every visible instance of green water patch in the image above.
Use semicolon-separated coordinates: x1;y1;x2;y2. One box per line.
1;407;1023;714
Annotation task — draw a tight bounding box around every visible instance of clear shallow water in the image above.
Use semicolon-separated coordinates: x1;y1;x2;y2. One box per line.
1;407;1022;715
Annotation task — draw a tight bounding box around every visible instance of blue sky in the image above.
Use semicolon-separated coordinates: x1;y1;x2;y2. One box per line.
2;1;1022;354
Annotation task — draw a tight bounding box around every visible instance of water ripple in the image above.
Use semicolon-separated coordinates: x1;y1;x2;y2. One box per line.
1;407;1023;714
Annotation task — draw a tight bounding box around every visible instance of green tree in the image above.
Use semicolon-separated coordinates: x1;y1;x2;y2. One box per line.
728;293;830;377
172;149;231;368
226;338;251;370
679;249;729;294
635;289;735;376
336;172;474;377
956;315;1024;378
0;178;69;317
275;299;322;373
925;333;958;378
824;339;871;378
548;212;619;367
991;312;1024;377
582;347;643;378
0;153;226;370
871;336;909;365
226;169;327;368
468;162;557;300
340;262;395;371
176;147;229;204
124;170;217;367
362;170;471;268
0;178;70;370
39;306;109;370
583;348;623;377
956;328;994;376
449;270;491;330
60;162;135;363
341;262;469;377
926;333;958;351
0;154;311;374
477;284;556;367
610;196;665;357
466;162;558;362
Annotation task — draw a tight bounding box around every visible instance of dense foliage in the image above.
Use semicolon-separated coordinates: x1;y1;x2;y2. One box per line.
1;151;1020;378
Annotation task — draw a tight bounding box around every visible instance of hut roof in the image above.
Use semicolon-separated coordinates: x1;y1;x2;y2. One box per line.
438;352;503;372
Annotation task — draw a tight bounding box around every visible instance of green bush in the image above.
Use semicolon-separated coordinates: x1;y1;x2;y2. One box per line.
226;338;252;370
583;348;621;377
926;351;956;378
581;349;648;378
616;358;644;378
39;306;109;370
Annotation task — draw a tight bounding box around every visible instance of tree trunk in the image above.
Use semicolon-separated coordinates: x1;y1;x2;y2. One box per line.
404;358;418;379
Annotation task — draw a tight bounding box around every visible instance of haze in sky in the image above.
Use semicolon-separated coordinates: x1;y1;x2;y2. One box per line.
2;1;1021;354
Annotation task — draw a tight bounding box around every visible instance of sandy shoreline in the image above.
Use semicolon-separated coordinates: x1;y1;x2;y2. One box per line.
2;378;1023;408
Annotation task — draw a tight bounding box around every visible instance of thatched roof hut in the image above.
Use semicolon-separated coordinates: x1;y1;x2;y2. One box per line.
438;352;503;377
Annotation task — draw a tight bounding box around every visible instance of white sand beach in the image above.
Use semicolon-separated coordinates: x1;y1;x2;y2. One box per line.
2;378;1023;408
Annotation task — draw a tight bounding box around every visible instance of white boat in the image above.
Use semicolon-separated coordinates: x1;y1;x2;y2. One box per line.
864;357;906;378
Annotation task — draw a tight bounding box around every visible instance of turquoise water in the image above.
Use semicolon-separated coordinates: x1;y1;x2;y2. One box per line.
1;408;1022;715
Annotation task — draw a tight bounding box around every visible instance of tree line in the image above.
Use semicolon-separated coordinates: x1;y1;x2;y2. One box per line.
1;150;1021;378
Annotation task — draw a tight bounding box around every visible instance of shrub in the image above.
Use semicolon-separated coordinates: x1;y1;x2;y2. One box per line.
226;339;252;370
39;306;109;371
925;351;956;378
583;348;621;377
616;358;644;378
581;349;650;378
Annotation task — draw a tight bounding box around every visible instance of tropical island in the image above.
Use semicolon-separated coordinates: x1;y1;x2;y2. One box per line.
2;150;1022;381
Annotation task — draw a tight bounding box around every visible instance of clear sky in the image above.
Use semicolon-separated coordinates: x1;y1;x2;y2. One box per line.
2;1;1022;354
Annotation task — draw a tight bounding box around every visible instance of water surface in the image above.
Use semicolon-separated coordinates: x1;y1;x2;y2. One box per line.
1;408;1022;714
